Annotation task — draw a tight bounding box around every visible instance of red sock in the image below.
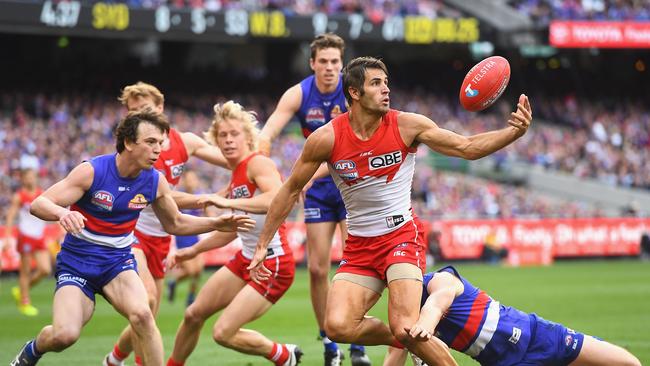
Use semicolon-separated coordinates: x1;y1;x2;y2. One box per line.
134;355;143;366
391;339;405;349
112;344;129;361
167;358;185;366
267;343;290;366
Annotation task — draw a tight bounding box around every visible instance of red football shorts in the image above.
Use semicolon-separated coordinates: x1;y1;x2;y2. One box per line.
336;218;426;281
132;230;172;279
226;250;295;304
17;233;47;254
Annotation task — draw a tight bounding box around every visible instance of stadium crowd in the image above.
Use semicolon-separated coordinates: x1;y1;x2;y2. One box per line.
510;0;650;25
4;87;644;223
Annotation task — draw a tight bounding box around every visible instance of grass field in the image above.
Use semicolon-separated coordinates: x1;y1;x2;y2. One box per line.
1;260;648;365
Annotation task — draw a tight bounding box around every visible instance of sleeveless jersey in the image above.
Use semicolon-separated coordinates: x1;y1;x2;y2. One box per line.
328;110;416;237
296;74;347;138
135;128;189;237
17;188;46;238
228;153;289;260
422;266;533;366
65;154;159;257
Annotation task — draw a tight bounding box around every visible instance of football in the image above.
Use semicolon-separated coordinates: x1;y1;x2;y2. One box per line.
459;56;511;112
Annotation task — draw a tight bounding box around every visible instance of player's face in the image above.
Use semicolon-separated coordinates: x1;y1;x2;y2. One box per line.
215;118;251;161
126;96;163;114
132;122;165;168
359;68;390;115
310;47;343;87
21;169;37;188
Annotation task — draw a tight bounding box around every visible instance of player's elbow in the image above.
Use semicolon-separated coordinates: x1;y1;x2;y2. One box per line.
161;216;183;235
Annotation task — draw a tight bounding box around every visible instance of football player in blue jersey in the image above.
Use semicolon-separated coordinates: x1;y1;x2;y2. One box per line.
9;111;254;366
382;266;641;366
259;33;370;366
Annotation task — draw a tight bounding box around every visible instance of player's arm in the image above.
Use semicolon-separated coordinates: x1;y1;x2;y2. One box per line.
247;125;333;278
406;272;464;341
30;162;94;234
4;193;21;239
405;94;532;160
169;230;238;268
201;155;282;214
182;131;229;169
169;190;213;210
152;173;255;235
259;84;302;156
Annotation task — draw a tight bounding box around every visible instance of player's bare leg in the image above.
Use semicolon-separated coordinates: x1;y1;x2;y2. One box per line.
168;267;245;363
569;336;640;366
104;270;163;366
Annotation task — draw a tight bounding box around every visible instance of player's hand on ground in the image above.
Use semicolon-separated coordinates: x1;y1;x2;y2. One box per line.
58;210;87;234
508;94;532;137
198;193;230;209
247;246;271;284
404;323;433;342
213;214;256;232
168;247;197;269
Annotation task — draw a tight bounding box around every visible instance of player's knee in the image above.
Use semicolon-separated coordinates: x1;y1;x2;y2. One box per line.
324;316;353;343
308;262;329;281
51;327;80;350
37;265;52;278
128;307;155;330
183;305;207;327
212;324;235;346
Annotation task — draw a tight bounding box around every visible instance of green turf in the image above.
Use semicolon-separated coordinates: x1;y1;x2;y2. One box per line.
1;260;648;365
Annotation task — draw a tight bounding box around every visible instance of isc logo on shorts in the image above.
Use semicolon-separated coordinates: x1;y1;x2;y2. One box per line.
369;151;402;170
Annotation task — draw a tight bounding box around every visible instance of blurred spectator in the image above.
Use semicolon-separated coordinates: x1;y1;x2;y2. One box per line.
510;0;650;26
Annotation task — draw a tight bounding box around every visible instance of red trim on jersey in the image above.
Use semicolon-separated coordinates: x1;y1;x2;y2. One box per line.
153;128;189;186
451;290;490;351
72;205;137;235
228;152;262;199
18;188;42;205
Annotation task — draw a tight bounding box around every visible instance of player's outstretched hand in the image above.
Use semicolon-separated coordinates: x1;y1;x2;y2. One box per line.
404;324;433;342
247;245;271;284
198;193;230;209
59;210;87;234
214;214;256;232
167;247;197;269
508;94;532;137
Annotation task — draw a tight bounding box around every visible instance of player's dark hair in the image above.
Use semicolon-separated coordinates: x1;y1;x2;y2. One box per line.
310;33;345;60
115;110;170;153
342;56;389;105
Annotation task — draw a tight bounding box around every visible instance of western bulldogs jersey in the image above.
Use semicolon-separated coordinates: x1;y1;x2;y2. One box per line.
228;153;290;260
65;154;159;258
136;128;188;236
296;74;347;138
422;266;533;366
327;110;416;237
17;188;46;238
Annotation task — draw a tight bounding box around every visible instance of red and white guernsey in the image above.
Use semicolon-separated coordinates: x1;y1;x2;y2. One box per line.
229;153;289;259
328;110;417;237
135;128;189;237
17;188;46;239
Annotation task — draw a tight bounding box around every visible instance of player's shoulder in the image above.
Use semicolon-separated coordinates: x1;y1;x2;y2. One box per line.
248;153;277;169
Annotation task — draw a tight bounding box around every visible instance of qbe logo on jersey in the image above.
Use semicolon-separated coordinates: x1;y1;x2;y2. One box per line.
368;151;402;170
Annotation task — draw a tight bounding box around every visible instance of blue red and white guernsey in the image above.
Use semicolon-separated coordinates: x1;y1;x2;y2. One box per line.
295;75;348;224
65;154;159;259
422;266;585;365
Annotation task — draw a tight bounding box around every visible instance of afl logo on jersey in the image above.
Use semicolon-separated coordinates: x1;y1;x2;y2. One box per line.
333;160;359;181
171;163;184;179
306;107;326;125
91;190;114;211
128;194;149;210
369;151;402;170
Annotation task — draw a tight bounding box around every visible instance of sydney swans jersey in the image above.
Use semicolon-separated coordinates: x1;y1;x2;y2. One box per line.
17;188;46;238
296;74;347;138
328;110;416;237
422;267;533;366
228;153;289;260
66;154;159;252
136;128;188;237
